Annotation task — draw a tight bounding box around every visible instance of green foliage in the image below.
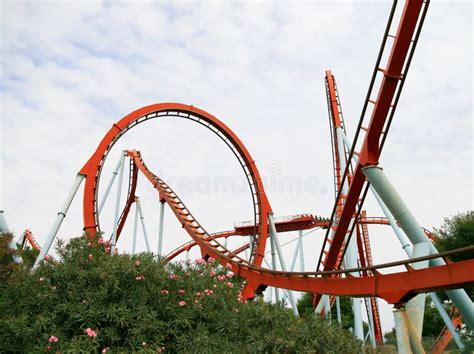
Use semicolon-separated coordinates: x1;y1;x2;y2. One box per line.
433;210;473;308
297;293;369;334
0;236;360;352
0;232;20;284
434;210;474;262
296;292;313;317
17;244;40;269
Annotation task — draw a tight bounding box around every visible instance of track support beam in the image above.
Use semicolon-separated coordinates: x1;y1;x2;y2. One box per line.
132;199;139;256
111;151;126;255
136;197;151;253
33;174;85;269
158;200;165;256
268;214;299;317
363;165;474;329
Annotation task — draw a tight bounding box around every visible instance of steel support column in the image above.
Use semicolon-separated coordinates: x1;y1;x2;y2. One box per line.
132;200;139;256
111;152;126;254
0;211;22;263
157;200;165;256
335;296;342;325
269;222;279;303
269;214;299;316
363;165;474;329
33;174;85;268
405;242;430;345
98;154;124;215
430;293;465;350
298;229;305;271
136;197;151;252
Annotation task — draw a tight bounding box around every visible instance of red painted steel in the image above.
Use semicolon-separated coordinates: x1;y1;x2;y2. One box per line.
114;156;138;242
429;308;462;354
323;0;425;273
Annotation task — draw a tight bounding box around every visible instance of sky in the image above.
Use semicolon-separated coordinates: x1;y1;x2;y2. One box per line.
1;0;472;336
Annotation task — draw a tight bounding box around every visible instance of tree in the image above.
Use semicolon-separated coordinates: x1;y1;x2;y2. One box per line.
0;236;360;352
422;211;474;348
434;210;474;262
0;232;20;285
434;211;474;300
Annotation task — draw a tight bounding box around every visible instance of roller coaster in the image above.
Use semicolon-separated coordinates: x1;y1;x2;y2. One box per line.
3;0;473;352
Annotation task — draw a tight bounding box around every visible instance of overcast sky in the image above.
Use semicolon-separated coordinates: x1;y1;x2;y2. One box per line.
1;0;472;334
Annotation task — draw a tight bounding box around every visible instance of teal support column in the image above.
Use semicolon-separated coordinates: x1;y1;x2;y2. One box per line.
0;211;22;263
362;166;474;329
33;174;85;269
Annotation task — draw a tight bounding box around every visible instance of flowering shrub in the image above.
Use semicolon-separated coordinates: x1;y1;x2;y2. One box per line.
0;235;359;352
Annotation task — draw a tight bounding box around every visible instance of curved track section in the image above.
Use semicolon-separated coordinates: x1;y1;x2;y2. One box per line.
80;103;272;272
114;156;138;242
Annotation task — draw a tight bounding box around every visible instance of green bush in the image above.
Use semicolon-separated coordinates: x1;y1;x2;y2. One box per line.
0;236;360;352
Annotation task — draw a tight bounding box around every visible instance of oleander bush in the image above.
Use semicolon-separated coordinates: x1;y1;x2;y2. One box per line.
0;234;360;352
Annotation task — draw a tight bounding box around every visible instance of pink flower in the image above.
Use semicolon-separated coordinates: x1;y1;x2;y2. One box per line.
217;274;225;281
179;289;185;295
195;258;205;265
204;289;213;296
195;291;202;297
105;246;111;254
85;327;97;338
160;289;169;295
194;299;199;304
226;282;233;288
157;346;165;353
178;301;187;306
225;263;233;270
207;257;215;263
101;348;109;353
237;294;247;304
134;260;141;266
88;254;93;261
135;275;145;281
169;274;178;280
46;345;53;352
209;270;216;277
48;335;58;343
226;271;234;278
98;238;105;245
